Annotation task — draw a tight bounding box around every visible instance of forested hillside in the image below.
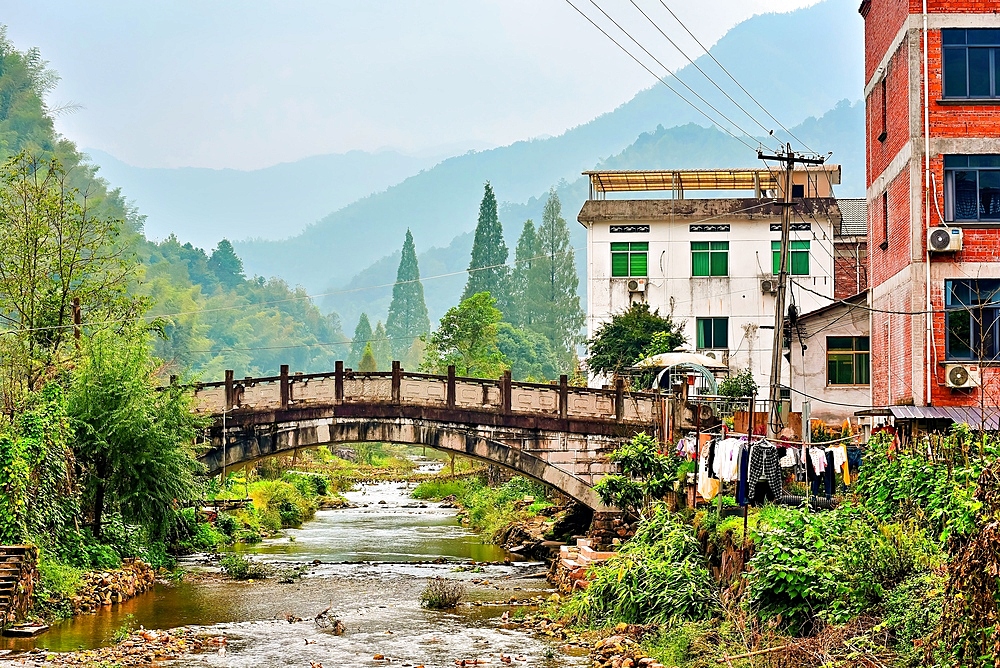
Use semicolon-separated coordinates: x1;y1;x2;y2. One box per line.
236;0;863;295
0;28;347;382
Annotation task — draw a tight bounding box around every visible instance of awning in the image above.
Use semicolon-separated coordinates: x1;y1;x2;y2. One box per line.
855;405;1000;430
633;352;729;370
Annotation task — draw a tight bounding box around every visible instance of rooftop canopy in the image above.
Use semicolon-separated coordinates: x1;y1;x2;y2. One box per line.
584;166;841;199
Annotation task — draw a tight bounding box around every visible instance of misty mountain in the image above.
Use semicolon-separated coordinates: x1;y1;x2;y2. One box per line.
326;100;864;331
84;148;449;248
235;0;864;295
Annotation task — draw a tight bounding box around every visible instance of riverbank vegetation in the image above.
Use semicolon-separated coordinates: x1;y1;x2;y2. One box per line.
547;428;998;668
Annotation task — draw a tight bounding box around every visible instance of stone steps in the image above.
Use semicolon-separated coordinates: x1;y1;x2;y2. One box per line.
0;546;28;625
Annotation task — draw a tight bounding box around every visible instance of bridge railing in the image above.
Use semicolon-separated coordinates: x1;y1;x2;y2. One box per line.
191;362;660;425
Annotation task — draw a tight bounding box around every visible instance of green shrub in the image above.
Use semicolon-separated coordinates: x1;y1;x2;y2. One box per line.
420;577;465;609
411;478;475;501
219;553;270;580
35;552;83;619
282;471;329;497
215;513;238;537
880;571;946;667
249;480;316;528
565;506;718;627
85;542;122;570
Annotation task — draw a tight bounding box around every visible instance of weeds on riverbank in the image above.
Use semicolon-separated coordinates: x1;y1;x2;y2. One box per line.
421;578;465;609
219;554;270;580
413;475;553;543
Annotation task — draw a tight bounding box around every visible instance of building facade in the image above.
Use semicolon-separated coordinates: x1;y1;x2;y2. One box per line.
578;168;847;394
861;0;1000;409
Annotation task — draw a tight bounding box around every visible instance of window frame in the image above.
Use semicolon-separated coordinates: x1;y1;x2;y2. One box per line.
944;278;1000;362
771;240;810;275
942;29;1000;100
826;336;870;386
944;155;1000;223
690;241;729;277
696;317;728;350
610;241;648;278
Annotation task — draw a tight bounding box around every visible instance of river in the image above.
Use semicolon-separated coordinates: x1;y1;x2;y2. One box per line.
1;472;589;667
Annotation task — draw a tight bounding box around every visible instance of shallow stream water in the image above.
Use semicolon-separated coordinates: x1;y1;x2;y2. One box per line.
1;468;587;668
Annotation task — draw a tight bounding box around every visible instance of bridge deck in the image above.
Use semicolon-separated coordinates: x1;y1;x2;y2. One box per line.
193;363;661;429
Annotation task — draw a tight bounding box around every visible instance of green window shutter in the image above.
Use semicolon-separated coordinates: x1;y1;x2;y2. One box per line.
710;250;728;276
710;241;729;251
611;242;630;251
611;252;628;277
691;242;709;251
692;251;709;276
772;251;780;275
791;250;809;275
629;242;649;251
713;319;728;348
790;240;811;250
828;336;853;350
630;252;647;276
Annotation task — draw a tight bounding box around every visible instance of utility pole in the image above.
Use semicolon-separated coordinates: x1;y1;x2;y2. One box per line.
758;144;825;436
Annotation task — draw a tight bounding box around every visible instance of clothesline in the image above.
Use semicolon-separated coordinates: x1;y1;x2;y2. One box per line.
682;429;862;447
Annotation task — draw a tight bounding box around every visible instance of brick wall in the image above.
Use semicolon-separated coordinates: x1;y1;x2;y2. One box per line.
834;238;868;298
865;43;912;188
861;0;909;82
869;170;913;287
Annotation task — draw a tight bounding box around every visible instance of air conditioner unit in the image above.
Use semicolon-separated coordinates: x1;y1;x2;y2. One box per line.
927;227;963;252
760;278;777;294
626;278;647;293
701;349;729;365
945;363;980;389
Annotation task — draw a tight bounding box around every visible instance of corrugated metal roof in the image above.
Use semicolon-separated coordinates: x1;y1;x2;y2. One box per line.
837;198;867;236
888;405;1000;430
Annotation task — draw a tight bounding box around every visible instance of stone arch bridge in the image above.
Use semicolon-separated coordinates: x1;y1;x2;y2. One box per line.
193;362;664;511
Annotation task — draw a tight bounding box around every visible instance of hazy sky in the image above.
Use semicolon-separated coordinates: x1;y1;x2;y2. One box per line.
6;1;820;170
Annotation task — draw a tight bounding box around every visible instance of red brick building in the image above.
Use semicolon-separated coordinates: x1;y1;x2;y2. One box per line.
860;0;1000;410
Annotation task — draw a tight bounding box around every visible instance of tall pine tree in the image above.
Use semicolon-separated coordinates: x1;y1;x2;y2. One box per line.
509;220;537;329
348;313;373;369
462;182;510;311
372;321;391;371
525;190;584;367
385;229;430;360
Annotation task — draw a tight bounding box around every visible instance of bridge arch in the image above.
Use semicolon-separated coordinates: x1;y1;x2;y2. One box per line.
199;417;612;510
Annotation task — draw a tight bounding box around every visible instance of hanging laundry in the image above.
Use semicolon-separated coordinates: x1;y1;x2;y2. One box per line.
828;444;851;485
747;441;783;504
713;437;745;482
778;447;798;469
697;445;721;501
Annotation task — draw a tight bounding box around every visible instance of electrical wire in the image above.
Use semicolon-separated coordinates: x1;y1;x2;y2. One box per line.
654;0;818;156
562;0;759;154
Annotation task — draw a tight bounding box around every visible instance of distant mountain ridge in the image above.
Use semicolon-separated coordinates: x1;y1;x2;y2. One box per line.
233;0;863;295
85;148;449;248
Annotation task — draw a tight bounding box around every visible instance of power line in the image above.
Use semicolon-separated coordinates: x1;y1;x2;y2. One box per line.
655;0;818;156
582;0;764;149
562;0;758;154
624;0;776;141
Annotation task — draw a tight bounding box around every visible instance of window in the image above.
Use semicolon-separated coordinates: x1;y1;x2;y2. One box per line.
792;184;805;198
611;242;648;277
827;336;870;385
878;76;888;142
691;241;729;277
945;279;1000;361
943;29;1000;99
696;317;728;349
771;240;810;275
944;155;1000;222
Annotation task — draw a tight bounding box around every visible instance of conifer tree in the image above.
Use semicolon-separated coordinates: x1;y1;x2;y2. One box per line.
509;220;538;329
348;313;373;369
462;182;510;311
208;239;245;288
372;321;391;371
385;229;430;360
358;343;378;372
525;190;584;366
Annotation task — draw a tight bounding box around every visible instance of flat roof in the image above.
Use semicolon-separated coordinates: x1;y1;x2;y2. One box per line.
583;166;841;194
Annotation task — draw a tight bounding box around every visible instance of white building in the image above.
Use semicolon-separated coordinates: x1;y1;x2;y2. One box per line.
578;167;847;395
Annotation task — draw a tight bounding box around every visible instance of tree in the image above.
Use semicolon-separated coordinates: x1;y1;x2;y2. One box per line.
0;153;136;413
207;239;245;288
358;343;378;372
587;303;687;380
372;321;391;371
421;292;508;378
462;183;510;311
385;229;430;359
593;432;682;518
69;327;205;537
524;190;584;366
496;322;559;382
348;313;373;369
509;220;537;329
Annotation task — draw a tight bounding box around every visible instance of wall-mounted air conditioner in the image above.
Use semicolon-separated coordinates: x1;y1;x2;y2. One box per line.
945;363;979;389
626;278;647;293
700;349;729;365
927;227;963;252
760;278;777;294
